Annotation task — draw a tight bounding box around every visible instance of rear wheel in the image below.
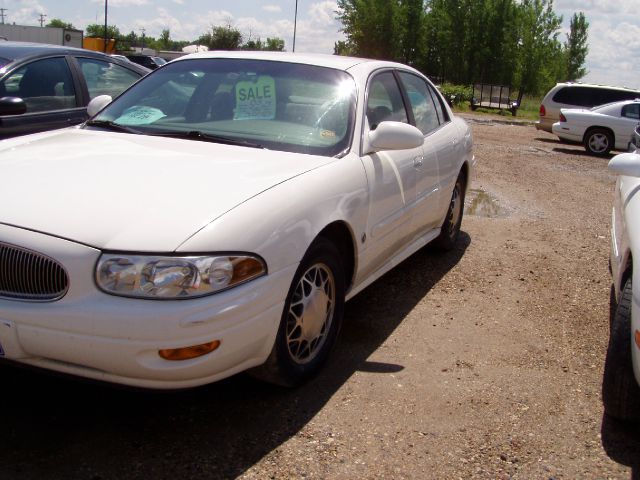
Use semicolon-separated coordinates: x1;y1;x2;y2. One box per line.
251;237;345;387
584;128;613;156
602;278;640;421
434;172;466;250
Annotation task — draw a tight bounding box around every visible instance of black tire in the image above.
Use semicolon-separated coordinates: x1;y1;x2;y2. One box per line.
250;237;345;387
434;173;466;250
602;278;640;421
584;128;613;156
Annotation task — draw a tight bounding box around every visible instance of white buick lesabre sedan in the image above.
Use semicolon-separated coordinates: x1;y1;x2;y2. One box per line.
0;52;474;389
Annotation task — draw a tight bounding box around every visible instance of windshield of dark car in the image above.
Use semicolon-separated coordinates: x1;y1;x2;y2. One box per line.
91;58;357;157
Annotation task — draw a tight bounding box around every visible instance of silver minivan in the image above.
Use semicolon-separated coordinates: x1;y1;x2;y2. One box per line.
536;82;640;133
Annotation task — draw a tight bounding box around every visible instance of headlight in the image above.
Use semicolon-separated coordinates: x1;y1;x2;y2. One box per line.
96;253;266;299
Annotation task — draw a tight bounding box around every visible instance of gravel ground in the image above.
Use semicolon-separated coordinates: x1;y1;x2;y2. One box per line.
1;115;639;479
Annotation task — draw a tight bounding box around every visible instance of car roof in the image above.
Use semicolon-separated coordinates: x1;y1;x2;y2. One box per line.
172;50;409;73
0;41;150;74
594;99;640;110
554;82;640;94
0;41;98;61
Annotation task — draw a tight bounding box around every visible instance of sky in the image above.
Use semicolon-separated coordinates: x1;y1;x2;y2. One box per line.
0;0;638;90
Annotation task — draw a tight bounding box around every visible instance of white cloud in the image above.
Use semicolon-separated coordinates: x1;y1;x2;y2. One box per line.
90;0;150;6
262;5;281;13
172;0;184;4
308;1;338;26
554;0;640;89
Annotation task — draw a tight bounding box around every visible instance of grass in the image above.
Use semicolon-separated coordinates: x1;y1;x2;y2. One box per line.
451;95;543;121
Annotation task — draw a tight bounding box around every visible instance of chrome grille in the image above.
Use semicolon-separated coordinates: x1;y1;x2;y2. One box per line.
0;242;69;301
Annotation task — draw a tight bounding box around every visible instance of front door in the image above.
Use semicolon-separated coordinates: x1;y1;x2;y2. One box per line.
357;70;421;280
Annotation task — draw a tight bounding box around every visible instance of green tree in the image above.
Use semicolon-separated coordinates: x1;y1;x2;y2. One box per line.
334;40;353;56
516;0;563;95
159;29;171;50
85;23;120;40
564;12;589;81
198;25;243;50
336;0;402;60
264;37;285;51
46;18;74;30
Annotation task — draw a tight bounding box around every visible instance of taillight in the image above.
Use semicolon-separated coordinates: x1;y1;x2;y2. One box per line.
540;104;546;116
559;113;567;122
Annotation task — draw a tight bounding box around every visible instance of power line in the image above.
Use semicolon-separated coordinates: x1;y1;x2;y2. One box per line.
38;13;47;27
0;8;8;25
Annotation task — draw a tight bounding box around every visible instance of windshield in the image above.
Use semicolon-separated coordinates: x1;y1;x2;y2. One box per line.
90;58;357;157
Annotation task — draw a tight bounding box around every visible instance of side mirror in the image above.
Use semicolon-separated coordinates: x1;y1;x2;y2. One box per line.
367;121;424;152
0;96;26;116
608;152;640;178
87;95;112;117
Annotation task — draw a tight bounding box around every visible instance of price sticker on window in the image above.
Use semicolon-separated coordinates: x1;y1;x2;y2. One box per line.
234;76;276;120
116;106;166;125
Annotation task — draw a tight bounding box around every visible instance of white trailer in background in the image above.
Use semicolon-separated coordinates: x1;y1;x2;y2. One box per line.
0;24;83;48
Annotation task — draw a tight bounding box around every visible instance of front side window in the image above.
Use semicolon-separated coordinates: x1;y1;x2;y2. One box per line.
366;71;408;130
398;71;440;135
78;57;141;100
0;57;76;113
90;58;356;157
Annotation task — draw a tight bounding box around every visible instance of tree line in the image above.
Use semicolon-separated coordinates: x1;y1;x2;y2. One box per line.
335;0;589;96
46;18;285;53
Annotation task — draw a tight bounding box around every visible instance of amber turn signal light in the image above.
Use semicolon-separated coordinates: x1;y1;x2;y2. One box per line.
635;330;640;350
159;340;221;361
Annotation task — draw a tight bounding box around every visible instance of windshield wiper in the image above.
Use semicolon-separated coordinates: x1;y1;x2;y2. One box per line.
148;130;265;149
84;120;143;134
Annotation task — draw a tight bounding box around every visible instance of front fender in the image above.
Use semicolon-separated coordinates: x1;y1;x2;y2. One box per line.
177;152;369;277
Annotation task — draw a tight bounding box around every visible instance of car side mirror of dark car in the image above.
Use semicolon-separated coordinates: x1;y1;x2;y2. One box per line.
0;96;27;116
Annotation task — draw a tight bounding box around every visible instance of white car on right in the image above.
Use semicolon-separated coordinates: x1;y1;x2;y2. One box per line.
606;131;640;421
552;99;640;156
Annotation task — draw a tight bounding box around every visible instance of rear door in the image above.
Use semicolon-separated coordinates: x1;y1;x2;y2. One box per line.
0;56;85;138
397;71;461;234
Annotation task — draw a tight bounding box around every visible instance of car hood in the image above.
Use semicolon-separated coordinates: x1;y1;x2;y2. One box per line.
0;129;335;251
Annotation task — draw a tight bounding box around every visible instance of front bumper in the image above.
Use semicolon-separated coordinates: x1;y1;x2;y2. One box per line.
0;224;295;389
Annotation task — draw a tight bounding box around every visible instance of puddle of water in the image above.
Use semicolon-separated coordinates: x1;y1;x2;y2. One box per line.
465;188;509;218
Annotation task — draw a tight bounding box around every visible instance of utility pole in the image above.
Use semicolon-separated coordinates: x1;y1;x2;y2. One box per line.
103;0;108;53
140;28;146;50
0;8;7;25
293;0;298;52
38;13;47;27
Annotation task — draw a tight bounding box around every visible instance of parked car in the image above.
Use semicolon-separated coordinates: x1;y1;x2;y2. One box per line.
0;52;474;389
0;42;149;138
126;54;167;70
605;131;640;421
536;82;640;133
551;99;640;156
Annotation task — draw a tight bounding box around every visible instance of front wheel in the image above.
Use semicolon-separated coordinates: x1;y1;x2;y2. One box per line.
251;237;345;387
584;128;613;156
434;173;466;250
602;278;640;421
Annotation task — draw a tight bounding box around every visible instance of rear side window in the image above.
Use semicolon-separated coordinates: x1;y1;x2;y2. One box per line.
553;86;640;108
622;104;640;119
78;57;141;100
397;71;440;135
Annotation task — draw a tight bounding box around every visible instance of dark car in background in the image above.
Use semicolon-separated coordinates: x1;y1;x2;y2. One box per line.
0;42;149;138
126;54;167;70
